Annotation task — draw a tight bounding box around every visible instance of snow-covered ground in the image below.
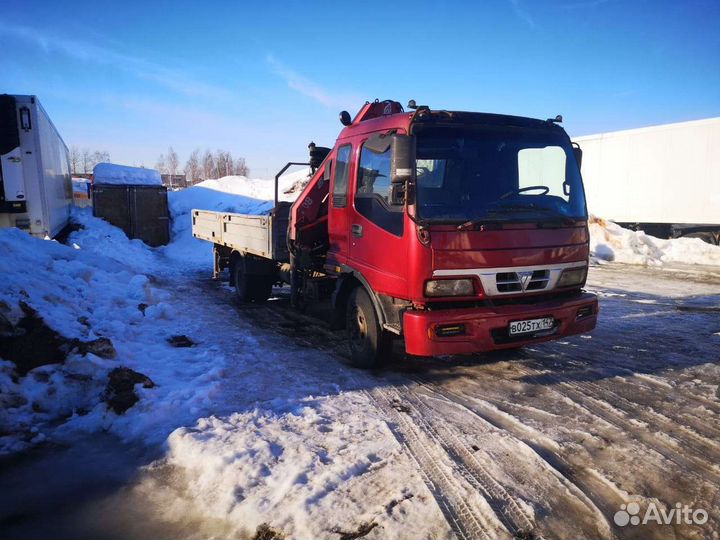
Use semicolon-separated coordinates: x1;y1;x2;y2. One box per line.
1;176;719;539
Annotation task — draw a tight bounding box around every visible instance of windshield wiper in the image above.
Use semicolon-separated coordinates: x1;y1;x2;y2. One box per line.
489;204;576;221
457;206;575;231
456;213;516;231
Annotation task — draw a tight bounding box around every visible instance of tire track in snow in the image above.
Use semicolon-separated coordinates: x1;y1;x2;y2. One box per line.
390;384;541;539
411;378;615;540
635;376;720;417
203;280;497;539
366;388;497;540
202;275;717;538
513;365;720;487
570;377;720;461
207;281;606;538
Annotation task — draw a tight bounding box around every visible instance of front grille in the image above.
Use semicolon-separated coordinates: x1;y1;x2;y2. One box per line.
496;269;550;293
488;290;579;307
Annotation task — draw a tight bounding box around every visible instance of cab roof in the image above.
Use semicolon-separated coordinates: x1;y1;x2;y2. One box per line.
337;100;564;140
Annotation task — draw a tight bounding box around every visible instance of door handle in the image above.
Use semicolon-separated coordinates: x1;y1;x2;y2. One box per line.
351;224;363;238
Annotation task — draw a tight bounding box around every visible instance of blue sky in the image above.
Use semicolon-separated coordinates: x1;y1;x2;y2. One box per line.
2;0;719;178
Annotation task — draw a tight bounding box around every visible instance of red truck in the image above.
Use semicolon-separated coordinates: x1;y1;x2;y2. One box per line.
192;100;598;367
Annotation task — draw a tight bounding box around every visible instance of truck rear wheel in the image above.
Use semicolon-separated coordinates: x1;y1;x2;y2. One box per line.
346;287;391;368
233;256;272;303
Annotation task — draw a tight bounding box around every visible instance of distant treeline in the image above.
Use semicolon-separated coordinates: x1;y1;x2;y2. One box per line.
68;146;249;185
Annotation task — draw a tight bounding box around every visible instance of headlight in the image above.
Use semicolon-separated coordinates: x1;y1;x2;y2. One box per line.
425;279;474;297
557;266;587;287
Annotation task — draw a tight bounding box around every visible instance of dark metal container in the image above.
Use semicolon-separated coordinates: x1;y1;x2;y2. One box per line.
92;184;170;246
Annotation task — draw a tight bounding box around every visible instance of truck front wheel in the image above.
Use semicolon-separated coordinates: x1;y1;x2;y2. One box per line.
346;287;391;368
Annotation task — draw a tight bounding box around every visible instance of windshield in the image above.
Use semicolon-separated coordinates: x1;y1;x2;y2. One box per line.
414;127;587;223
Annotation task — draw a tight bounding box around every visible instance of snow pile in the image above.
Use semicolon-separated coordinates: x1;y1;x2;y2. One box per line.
0;194;451;537
190;167;311;202
161;393;447;539
93;163;162;186
0;216;226;454
0;165;309;454
70;209;158;272
589;216;720;266
0;226;145;453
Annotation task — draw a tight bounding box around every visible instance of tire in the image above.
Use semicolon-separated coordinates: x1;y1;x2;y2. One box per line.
346;287;391;368
233;256;272;304
233;257;250;303
250;276;273;303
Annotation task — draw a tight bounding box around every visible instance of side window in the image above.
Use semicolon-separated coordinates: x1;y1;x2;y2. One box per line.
354;140;403;237
357;144;391;203
332;144;351;207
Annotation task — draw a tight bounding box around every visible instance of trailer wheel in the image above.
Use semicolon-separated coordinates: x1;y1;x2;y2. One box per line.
250;277;273;303
232;256;272;303
233;257;251;303
346;287;391;368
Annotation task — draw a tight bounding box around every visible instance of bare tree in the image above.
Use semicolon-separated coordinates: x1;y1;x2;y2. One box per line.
156;153;167;174
202;149;215;180
184;149;201;185
216;149;242;178
166;148;178;175
233;157;249;177
69;146;81;174
214;150;230;178
91;150;110;167
166;147;180;186
81;149;92;173
77;148;110;174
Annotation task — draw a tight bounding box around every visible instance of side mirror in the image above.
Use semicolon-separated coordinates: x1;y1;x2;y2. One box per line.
391;134;416;184
339;111;352;126
572;142;583;170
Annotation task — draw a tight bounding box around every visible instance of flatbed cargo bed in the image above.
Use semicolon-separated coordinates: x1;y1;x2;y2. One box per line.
191;207;289;262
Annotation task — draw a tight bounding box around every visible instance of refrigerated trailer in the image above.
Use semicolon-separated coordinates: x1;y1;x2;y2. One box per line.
193;100;598;367
0;94;72;238
574;117;720;243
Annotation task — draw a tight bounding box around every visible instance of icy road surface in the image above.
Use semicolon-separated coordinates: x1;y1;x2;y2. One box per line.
1;263;719;540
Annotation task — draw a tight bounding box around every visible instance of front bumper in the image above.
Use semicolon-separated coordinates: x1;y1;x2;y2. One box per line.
403;292;598;357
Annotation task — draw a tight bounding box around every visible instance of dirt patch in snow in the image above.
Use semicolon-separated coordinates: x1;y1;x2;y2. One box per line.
76;337;117;359
167;335;195;348
104;367;155;414
252;523;285;540
331;521;378;540
0;303;75;376
0;303;117;376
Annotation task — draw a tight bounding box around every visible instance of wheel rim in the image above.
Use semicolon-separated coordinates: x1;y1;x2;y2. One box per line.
349;304;368;349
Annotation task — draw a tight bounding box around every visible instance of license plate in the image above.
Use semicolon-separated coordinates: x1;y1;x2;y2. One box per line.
509;317;554;336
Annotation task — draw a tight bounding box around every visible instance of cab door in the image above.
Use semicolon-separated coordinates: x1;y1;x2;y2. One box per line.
348;136;408;296
327;143;352;265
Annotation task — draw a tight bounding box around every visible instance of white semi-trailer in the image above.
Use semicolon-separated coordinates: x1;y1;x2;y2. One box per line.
0;94;72;238
574;117;720;244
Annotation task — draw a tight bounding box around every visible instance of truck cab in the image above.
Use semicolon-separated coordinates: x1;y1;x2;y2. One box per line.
288;100;598;366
